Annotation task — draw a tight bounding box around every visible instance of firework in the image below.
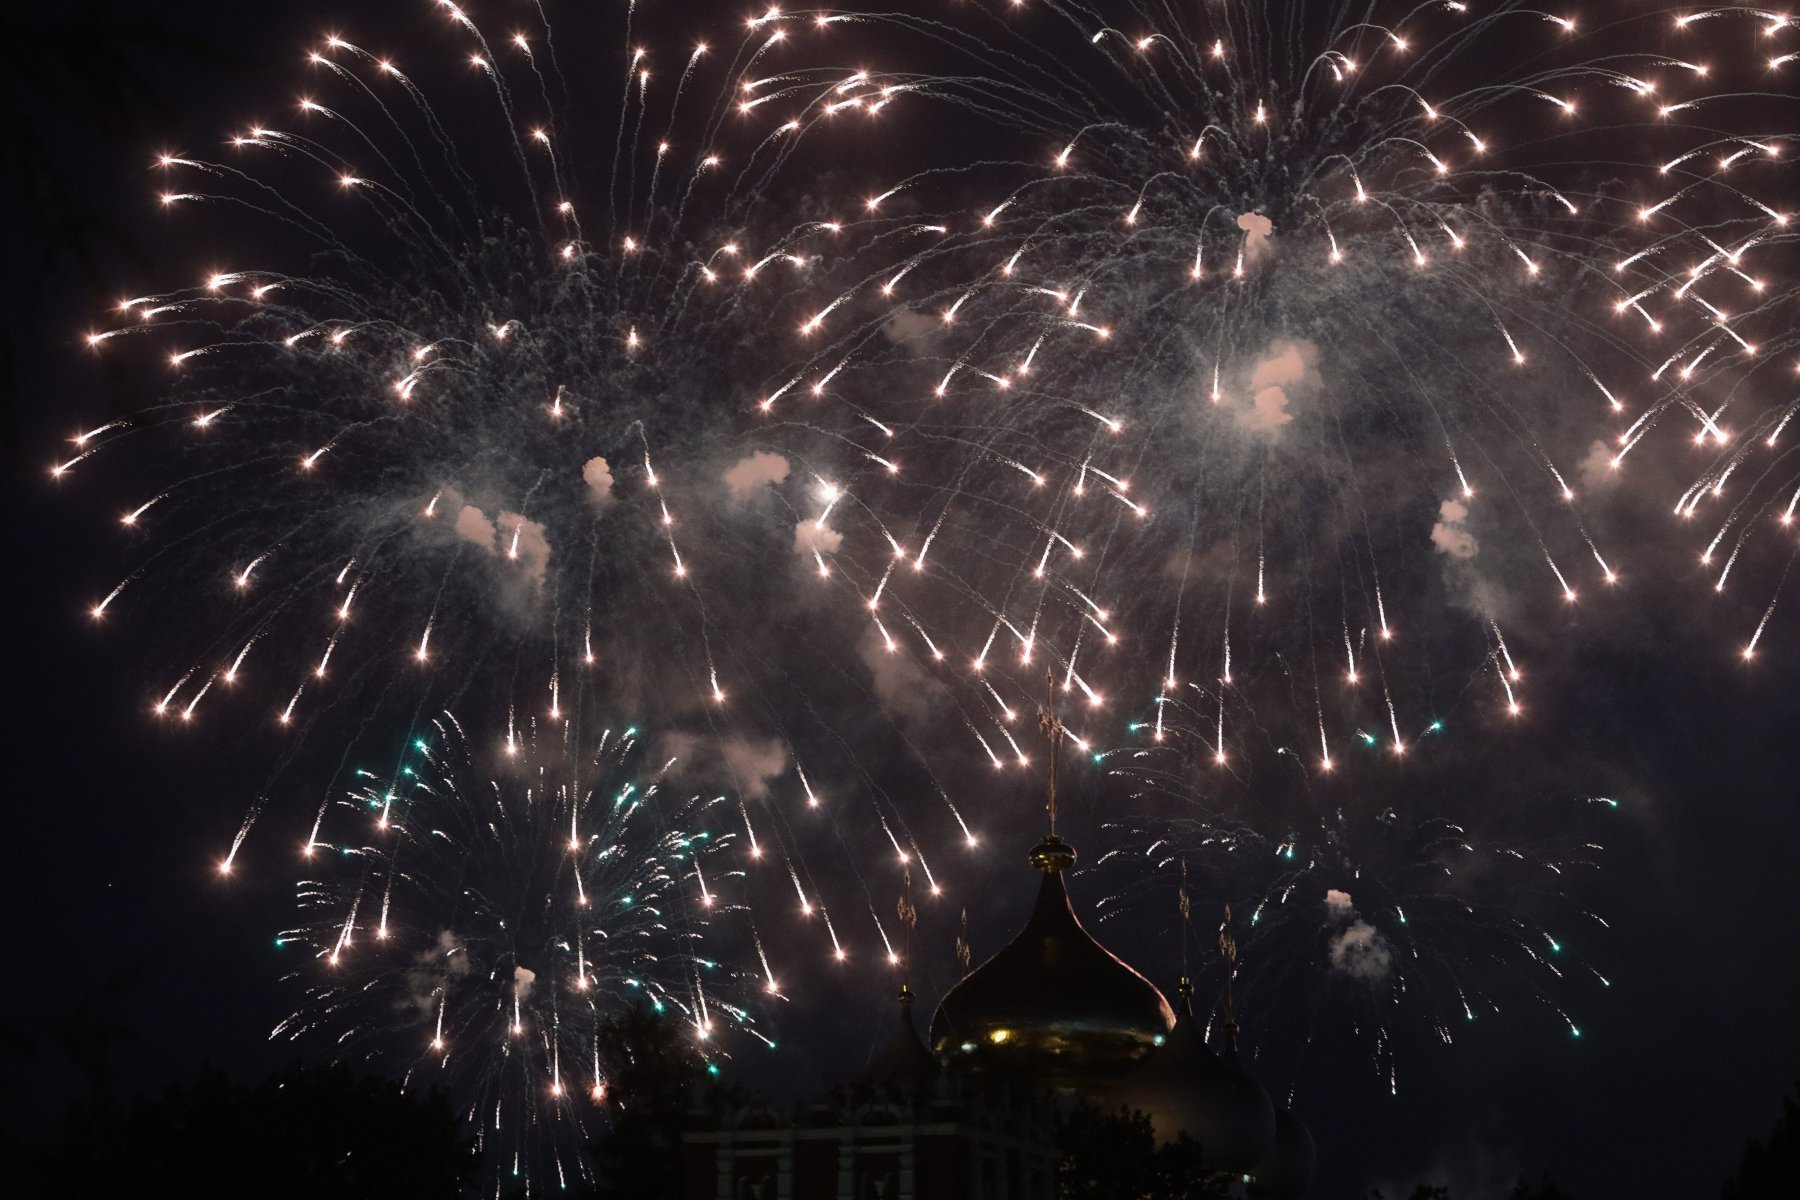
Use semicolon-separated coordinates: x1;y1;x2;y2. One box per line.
748;1;1796;770
1092;699;1617;1096
274;709;763;1190
59;3;982;902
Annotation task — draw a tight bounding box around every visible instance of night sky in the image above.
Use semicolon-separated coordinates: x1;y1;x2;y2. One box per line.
4;3;1799;1197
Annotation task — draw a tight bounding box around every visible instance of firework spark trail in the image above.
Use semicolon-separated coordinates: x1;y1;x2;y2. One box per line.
725;1;1798;771
1102;695;1615;1096
698;0;1791;1087
64;2;1015;1003
274;710;754;1189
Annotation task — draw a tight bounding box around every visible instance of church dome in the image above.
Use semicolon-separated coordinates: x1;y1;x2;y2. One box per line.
1107;989;1275;1172
855;983;937;1090
929;837;1176;1086
1248;1107;1316;1197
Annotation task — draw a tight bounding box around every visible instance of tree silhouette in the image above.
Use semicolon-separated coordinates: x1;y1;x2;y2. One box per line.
588;1003;710;1200
1056;1104;1230;1200
1721;1081;1800;1200
21;1061;472;1199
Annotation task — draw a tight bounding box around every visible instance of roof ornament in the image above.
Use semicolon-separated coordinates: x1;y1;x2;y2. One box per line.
896;861;917;1008
1030;668;1076;872
1220;903;1242;1049
1036;666;1063;838
1176;860;1194;1003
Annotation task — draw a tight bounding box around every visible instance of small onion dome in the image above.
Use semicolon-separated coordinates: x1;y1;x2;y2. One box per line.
929;836;1175;1086
1109;987;1275;1172
1248;1107;1316;1198
856;983;937;1088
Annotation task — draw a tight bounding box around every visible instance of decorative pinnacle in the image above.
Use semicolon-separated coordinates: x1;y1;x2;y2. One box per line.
897;863;917;997
1037;667;1064;838
1178;859;1192;981
1028;834;1075;873
1220;903;1241;1040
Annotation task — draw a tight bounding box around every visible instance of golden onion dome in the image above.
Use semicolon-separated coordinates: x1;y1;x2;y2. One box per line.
929;836;1176;1085
1249;1107;1316;1198
1108;987;1276;1172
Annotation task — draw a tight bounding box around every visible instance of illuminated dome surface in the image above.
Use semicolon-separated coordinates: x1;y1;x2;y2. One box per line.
929;837;1176;1085
1249;1107;1316;1198
1109;991;1276;1172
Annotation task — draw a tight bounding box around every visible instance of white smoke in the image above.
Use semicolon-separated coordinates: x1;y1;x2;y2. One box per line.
1231;338;1318;438
1576;439;1620;492
723;450;791;501
882;308;946;348
494;511;551;589
401;930;470;1017
794;518;844;557
661;731;789;801
1324;888;1356;921
443;497;552;590
1323;889;1393;982
582;455;617;508
511;964;537;1004
1236;211;1275;266
454;503;495;550
857;627;948;733
1430;498;1479;559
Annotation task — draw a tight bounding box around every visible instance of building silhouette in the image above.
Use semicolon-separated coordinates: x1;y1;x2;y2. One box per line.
680;828;1313;1200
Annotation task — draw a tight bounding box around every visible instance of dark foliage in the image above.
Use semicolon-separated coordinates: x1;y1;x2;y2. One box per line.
1358;1177;1575;1200
20;1061;472;1199
1055;1104;1229;1200
1722;1082;1800;1200
588;1003;711;1200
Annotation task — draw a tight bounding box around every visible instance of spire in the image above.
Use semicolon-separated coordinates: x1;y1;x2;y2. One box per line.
858;860;934;1087
1219;903;1241;1052
1036;667;1063;838
1029;667;1076;872
955;907;971;979
897;861;917;1007
1175;860;1195;1010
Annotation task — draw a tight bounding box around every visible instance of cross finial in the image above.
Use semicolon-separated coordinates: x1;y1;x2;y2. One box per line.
896;861;917;1003
1219;903;1240;1039
1178;860;1193;989
1037;668;1064;836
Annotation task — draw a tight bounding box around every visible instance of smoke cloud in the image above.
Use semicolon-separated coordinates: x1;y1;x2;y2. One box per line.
454;503;496;550
1236;211;1275;266
857;627;948;733
401;930;470;1018
1431;498;1479;559
582;456;617;508
1577;439;1620;492
495;512;550;590
511;964;536;1005
1232;338;1319;438
1324;888;1356;920
794;519;844;557
445;496;552;590
662;731;789;801
723;450;791;501
883;308;946;349
1324;888;1392;981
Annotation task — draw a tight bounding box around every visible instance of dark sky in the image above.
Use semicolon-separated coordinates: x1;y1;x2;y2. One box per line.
3;3;1798;1198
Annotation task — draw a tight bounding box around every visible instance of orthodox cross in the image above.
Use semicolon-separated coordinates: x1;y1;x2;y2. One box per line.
1220;902;1240;1032
896;862;917;1000
1177;860;1193;993
1036;668;1065;837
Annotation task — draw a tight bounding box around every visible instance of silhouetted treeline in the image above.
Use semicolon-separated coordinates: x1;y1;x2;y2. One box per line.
14;1061;472;1200
1055;1105;1228;1200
